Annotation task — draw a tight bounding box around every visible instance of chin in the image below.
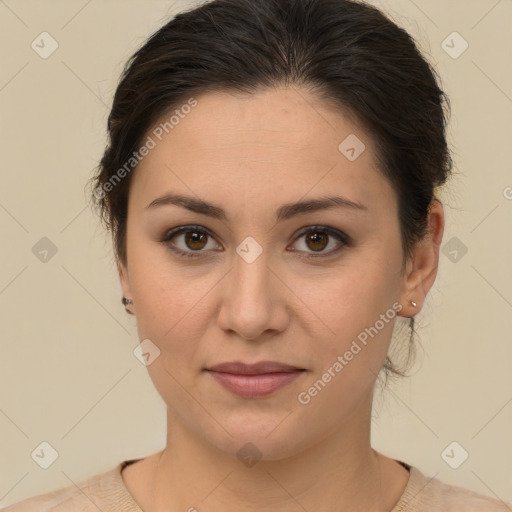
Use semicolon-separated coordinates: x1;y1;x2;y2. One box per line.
202;410;312;463
214;433;302;464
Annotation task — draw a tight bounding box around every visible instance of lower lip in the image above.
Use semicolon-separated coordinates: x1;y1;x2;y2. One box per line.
206;370;304;398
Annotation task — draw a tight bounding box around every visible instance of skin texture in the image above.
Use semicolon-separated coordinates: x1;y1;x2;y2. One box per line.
118;86;444;511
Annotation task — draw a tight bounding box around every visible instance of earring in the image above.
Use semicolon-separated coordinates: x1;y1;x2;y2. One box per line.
122;296;134;316
411;300;417;308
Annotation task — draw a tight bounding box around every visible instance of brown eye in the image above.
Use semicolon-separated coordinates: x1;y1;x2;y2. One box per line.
184;230;208;250
290;226;350;258
304;231;329;252
160;225;222;259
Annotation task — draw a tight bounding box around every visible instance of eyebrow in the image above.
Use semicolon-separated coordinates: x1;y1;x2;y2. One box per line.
145;192;367;222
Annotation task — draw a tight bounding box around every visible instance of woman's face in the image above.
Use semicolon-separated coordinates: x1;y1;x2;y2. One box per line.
119;87;417;459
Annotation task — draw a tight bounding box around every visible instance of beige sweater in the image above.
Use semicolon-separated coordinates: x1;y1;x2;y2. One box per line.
2;459;511;511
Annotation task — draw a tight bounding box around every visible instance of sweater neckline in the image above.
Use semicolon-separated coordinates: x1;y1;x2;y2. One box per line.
103;457;421;511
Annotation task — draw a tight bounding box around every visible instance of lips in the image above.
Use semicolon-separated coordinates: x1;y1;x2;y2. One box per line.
206;361;305;375
204;361;306;398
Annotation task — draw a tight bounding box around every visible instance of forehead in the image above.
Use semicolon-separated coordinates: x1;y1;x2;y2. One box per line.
155;87;365;155
129;87;395;218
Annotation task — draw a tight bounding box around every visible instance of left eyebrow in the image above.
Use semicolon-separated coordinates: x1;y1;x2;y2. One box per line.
276;195;367;222
144;193;367;222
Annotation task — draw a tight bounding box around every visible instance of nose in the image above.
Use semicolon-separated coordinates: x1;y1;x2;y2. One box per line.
217;247;289;341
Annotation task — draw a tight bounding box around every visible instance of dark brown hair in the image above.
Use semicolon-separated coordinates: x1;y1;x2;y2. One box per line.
89;0;452;379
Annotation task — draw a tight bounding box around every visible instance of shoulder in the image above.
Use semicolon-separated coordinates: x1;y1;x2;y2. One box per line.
0;461;142;512
0;470;113;512
1;481;91;512
396;463;512;511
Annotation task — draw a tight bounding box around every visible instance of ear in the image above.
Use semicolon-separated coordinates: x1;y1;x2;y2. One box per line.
116;257;134;311
398;199;444;317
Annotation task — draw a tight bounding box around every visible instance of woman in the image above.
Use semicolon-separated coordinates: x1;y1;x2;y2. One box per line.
4;0;510;510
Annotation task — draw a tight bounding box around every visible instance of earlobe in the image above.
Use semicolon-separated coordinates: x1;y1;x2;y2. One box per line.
398;200;445;317
117;260;135;315
116;257;133;304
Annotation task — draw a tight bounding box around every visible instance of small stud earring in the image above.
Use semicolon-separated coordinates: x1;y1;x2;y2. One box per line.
411;301;417;307
122;296;134;316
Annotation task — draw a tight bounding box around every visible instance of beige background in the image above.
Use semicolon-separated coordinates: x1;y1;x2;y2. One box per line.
1;0;511;507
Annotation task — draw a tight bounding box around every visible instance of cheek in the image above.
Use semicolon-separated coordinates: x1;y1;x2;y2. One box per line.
128;243;220;362
300;248;403;368
315;248;401;317
295;272;401;419
129;254;213;410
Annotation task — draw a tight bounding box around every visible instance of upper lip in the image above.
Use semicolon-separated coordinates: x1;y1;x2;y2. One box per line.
206;361;305;375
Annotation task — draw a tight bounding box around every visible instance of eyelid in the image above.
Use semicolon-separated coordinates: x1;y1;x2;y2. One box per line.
160;225;221;258
292;225;350;244
289;225;350;258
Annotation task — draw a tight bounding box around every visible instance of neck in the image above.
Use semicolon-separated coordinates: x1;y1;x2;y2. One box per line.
148;391;393;511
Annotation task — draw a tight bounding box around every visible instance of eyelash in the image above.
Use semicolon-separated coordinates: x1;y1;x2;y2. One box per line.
159;225;351;260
